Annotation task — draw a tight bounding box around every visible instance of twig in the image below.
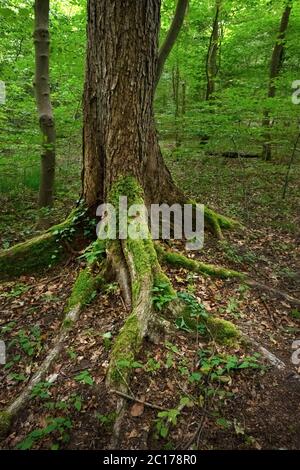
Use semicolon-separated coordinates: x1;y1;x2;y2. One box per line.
110;389;167;412
183;414;206;450
260;296;276;325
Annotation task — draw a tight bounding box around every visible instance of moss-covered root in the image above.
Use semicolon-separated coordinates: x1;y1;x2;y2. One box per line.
204;206;241;240
0;265;104;440
156;244;246;280
168;297;240;346
0;411;12;439
0;207;84;281
106;177;161;389
188;200;241;240
206;316;240;345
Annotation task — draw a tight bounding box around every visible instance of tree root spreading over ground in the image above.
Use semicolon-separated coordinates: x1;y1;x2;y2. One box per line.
0;177;299;445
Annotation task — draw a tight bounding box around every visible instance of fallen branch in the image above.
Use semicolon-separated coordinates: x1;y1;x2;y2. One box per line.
110;389;167;412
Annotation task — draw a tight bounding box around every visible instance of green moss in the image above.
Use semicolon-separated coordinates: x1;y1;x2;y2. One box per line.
153;271;176;297
67;268;102;310
204;205;240;230
109;176;159;303
127;238;152;277
0;411;11;438
0;207;84;281
109;175;144;208
108;313;141;384
175;294;240;345
206;316;240;345
187;199;240;236
180;306;198;330
0;232;61;280
62;318;74;329
159;249;245;280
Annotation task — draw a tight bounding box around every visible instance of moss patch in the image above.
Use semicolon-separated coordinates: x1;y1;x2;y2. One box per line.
67;268;103;311
158;248;245;280
0;411;11;438
0;207;84;281
108;313;141;385
206;316;240;345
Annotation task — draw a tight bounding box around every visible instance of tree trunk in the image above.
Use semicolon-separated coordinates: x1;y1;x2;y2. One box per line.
34;0;56;208
262;0;293;161
156;0;189;88
82;0;181;209
172;62;182;147
205;0;222;101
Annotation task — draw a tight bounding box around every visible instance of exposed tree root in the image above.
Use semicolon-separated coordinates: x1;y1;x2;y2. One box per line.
0;250;106;439
243;336;300;383
0;207;87;281
157;245;300;306
202;204;241;240
246;280;300;307
3;175;298;446
156;244;245;280
101;177;244;446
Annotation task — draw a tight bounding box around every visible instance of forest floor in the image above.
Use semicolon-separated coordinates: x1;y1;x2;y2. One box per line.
0;146;299;450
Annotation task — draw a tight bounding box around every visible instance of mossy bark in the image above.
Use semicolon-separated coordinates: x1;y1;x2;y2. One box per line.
156;244;245;280
0;411;12;439
0;208;83;281
106;177;159;388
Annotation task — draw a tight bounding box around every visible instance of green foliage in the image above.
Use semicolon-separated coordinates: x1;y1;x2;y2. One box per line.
8;326;42;357
78;239;106;265
152;280;176;311
16;417;72;450
156;409;180;439
290;309;300;320
155;396;193;439
145;357;161;373
102;332;113;351
74;370;94;386
96;412;117;428
190;349;263;384
31;381;52;400
0;283;29;298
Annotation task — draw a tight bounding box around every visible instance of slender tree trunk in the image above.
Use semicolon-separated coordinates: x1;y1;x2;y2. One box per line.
34;0;56;208
83;0;182;210
172;62;182;147
262;0;293;161
206;0;222;101
156;0;189;88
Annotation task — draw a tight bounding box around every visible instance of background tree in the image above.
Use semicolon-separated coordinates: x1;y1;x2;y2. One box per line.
34;0;56;207
206;0;222;100
262;0;293;161
156;0;189;87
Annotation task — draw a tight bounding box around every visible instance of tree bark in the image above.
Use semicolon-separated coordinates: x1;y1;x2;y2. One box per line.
83;0;182;209
262;0;293;161
205;0;222;101
156;0;189;88
34;0;56;208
